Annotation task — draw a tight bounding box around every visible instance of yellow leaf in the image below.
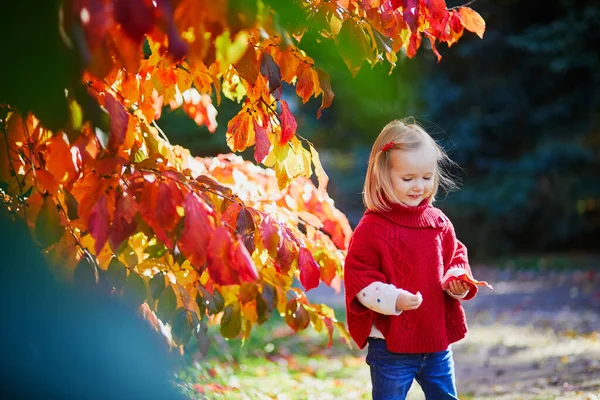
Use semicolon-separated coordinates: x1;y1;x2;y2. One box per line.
215;31;249;71
310;144;329;193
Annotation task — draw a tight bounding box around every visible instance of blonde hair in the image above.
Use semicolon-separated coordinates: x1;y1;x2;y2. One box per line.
363;119;459;212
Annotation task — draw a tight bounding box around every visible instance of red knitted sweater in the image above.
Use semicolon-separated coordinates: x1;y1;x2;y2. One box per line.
343;200;476;353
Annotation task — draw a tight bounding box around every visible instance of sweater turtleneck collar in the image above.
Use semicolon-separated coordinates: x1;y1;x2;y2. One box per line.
367;199;444;228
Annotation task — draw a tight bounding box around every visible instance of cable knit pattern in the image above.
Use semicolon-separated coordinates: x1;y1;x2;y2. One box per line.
344;200;475;353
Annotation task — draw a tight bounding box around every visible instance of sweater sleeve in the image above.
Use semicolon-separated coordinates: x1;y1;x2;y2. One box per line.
343;221;388;316
443;221;478;300
357;282;403;316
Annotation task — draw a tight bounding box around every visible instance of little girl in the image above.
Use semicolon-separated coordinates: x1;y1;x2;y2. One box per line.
344;119;478;399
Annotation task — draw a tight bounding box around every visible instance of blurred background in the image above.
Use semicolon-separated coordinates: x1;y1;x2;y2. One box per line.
160;0;600;262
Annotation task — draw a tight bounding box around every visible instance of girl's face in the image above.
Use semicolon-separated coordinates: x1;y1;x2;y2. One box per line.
389;143;437;207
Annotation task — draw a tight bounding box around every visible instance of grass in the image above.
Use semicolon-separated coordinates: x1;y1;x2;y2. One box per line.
175;308;372;400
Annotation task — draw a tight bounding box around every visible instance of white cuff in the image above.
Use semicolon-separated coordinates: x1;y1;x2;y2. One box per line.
356;282;403;316
446;289;468;299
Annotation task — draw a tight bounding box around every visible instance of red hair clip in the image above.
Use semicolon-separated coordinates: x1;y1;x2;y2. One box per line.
381;141;396;153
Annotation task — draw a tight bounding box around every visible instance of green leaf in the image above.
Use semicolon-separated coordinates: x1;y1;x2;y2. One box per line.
220;303;242;339
192;318;210;356
199;286;224;315
171;309;192;346
195;291;206;320
157;284;177;322
145;243;168;259
73;258;98;290
149;271;167;300
107;258;127;292
123;270;147;308
35;195;65;248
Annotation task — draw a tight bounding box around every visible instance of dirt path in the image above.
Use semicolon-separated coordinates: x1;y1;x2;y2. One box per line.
308;266;600;399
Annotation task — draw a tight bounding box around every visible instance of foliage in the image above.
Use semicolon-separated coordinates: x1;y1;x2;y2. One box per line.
0;0;484;352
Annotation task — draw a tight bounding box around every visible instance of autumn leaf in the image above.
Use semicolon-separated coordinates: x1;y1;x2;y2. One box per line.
35;195;65;248
285;299;310;331
260;215;281;258
298;247;320;291
104;92;129;152
234;45;260;85
226;108;253;152
253;119;270;164
259;53;282;94
88;193;111;254
458;7;486;39
279;100;297;145
316;69;334;119
109;191;138;250
295;62;317;103
178;192;213;270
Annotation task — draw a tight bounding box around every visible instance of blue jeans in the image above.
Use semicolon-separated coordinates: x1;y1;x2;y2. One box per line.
366;338;458;400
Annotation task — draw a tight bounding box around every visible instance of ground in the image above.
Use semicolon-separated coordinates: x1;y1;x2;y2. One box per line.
179;260;600;399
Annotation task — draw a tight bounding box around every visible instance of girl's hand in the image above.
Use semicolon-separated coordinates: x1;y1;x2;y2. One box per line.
395;289;422;312
448;280;470;296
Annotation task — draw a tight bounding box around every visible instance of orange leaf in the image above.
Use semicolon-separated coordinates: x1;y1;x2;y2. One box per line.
44;134;78;186
442;272;494;291
234;45;260;85
178;192;213;270
275;49;300;84
279;100;297;145
298;247;320;291
295;63;316;103
226;109;252;152
316;69;334;119
458;7;485;39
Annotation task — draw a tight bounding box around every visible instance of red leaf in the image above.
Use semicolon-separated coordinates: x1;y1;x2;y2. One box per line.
402;0;419;32
298;247;320;291
406;32;421;58
114;0;156;43
279;100;297;145
232;241;258;282
207;227;236;285
88;193;111;254
253;119;270;163
105;93;129;152
109;191;137;250
424;0;448;37
275;228;298;274
178;192;213;270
